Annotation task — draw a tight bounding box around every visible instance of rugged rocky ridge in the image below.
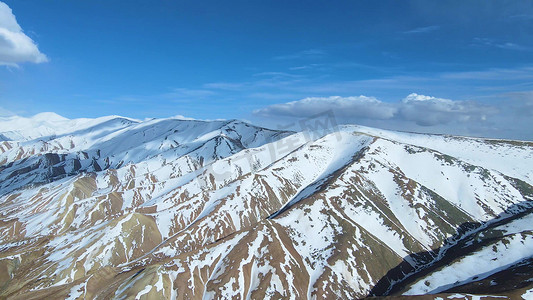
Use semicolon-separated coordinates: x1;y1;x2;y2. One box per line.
0;113;532;299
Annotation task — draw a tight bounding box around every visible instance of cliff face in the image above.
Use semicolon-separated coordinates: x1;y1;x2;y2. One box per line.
0;115;532;299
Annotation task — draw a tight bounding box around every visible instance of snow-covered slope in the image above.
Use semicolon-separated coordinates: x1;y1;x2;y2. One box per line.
0;113;140;141
0;114;531;299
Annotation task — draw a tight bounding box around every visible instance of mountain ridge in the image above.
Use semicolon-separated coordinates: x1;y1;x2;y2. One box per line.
0;114;531;299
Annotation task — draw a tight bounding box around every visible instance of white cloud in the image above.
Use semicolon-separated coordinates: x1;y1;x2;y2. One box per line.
253;93;520;138
399;93;495;126
0;106;15;117
253;95;396;120
170;114;195;120
0;2;48;66
471;37;530;51
401;93;435;102
403;25;440;34
272;49;326;60
441;66;533;81
255;93;493;126
203;82;245;90
163;88;215;100
252;71;301;78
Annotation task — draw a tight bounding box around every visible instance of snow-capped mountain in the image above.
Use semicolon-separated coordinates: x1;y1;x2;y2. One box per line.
0;113;532;299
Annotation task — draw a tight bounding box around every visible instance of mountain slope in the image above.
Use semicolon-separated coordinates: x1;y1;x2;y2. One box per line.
0;114;531;299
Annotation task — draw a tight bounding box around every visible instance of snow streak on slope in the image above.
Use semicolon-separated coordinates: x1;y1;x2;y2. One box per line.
0;113;532;299
405;231;533;295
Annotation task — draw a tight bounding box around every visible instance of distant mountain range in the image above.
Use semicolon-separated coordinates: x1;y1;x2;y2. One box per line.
0;113;532;299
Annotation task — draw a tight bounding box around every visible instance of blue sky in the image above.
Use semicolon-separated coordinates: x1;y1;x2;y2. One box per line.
1;1;533;139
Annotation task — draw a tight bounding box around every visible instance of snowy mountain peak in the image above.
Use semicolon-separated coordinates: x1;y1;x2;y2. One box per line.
0;113;140;141
31;111;69;122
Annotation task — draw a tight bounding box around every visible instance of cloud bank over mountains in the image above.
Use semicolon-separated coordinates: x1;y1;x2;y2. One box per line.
253;95;396;120
254;93;494;127
0;2;48;66
398;93;494;126
254;93;532;140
